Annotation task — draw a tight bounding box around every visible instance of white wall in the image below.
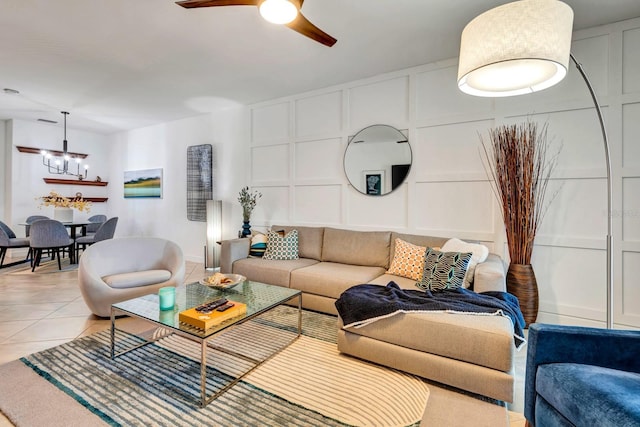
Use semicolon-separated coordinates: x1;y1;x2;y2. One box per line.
1;120;7;220
106;107;248;263
4;107;249;264
247;18;640;329
6;119;111;233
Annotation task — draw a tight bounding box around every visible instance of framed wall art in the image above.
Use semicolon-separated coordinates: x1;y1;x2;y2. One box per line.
124;168;163;198
363;170;384;196
186;144;213;221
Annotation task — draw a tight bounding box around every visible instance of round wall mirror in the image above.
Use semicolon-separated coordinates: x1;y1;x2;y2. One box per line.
343;124;412;196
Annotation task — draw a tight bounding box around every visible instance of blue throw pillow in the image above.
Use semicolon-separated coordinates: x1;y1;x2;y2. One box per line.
249;233;267;258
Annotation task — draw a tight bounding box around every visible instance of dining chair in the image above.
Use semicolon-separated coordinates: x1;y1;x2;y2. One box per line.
29;219;75;271
24;215;50;237
25;215;51;259
0;220;31;268
85;214;107;234
75;217;118;260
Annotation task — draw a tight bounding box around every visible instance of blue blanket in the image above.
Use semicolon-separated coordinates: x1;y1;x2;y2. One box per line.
335;282;526;349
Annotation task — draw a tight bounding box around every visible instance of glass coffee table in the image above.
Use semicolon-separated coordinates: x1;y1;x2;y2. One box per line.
110;280;301;407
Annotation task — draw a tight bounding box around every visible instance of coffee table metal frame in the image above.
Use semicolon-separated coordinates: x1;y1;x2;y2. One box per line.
110;281;302;407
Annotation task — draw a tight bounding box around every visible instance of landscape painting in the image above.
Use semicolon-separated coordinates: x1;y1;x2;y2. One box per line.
124;168;163;198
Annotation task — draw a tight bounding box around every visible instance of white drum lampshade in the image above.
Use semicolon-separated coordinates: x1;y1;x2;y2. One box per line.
457;0;574;97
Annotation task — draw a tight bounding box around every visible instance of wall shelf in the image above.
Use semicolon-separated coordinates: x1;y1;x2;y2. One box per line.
74;197;108;203
17;145;88;159
43;178;108;186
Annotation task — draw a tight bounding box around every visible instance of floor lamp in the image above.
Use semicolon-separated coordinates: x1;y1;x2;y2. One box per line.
205;200;223;271
457;0;614;328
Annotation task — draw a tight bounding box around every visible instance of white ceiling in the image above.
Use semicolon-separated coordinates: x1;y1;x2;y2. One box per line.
2;0;640;134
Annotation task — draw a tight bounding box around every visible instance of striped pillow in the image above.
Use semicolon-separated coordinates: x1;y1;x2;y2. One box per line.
416;248;472;291
249;233;267;258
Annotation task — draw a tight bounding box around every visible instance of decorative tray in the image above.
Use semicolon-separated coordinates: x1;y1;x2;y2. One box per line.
199;273;246;289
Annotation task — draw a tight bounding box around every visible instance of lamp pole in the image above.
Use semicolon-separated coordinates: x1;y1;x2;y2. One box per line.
569;53;614;329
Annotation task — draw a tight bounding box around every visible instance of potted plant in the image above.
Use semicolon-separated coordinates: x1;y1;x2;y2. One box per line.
237;186;261;237
39;191;91;222
481;120;560;325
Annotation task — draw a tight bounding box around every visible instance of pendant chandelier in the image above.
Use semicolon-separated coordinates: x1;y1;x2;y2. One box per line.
41;111;89;178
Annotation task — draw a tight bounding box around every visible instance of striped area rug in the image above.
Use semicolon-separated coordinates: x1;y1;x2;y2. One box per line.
20;306;429;427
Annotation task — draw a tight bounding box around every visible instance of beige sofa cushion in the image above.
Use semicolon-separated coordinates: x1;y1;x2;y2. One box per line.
322;228;391;268
390;232;447;260
290;262;386;299
369;273;417;289
272;225;324;260
233;257;318;288
339;311;514;372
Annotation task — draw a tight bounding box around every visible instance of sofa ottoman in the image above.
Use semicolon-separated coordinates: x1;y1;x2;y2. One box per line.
337;310;515;402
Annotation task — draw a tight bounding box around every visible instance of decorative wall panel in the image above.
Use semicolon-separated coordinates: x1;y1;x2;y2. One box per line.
506;109;608;173
623;27;640;94
623;178;640;241
295;91;342;138
295;138;342;181
623;103;640;168
622;251;640;317
346;185;408;228
251;102;289;144
294;185;342;224
536;179;607;240
186;144;212;221
349;77;409;131
414;181;493;234
415;66;492;121
253;186;289;226
414;120;492;179
533;245;605;319
251;144;289;183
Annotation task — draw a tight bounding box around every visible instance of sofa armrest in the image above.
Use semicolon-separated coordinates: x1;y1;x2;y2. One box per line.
472;253;506;293
524;323;640;424
220;238;250;273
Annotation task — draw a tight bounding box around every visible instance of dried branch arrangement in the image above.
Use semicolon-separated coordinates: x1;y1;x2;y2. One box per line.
481;120;560;265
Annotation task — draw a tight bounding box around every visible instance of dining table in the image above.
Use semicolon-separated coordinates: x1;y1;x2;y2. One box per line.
60;221;90;240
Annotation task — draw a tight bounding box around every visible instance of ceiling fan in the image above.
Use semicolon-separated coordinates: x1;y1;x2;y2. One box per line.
176;0;337;47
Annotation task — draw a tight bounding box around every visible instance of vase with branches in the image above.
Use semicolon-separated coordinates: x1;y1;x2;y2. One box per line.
481;120;560;324
237;186;262;237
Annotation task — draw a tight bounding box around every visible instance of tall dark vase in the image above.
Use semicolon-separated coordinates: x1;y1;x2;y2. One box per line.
241;220;251;238
507;263;538;327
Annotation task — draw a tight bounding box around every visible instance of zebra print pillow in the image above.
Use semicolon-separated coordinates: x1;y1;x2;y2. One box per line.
416;248;472;291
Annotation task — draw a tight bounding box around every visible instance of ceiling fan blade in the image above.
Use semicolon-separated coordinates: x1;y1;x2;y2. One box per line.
286;11;337;47
176;0;258;8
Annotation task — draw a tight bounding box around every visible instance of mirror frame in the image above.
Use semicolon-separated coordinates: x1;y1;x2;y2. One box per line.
343;124;412;196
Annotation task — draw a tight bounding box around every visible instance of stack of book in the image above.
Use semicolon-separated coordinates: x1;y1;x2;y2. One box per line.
179;299;247;330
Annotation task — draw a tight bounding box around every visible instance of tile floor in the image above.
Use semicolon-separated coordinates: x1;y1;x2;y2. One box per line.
0;255;527;426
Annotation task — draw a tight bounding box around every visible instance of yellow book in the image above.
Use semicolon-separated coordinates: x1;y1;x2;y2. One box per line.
179;301;247;330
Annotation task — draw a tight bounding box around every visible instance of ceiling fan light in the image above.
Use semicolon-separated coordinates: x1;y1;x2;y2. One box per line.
259;0;298;25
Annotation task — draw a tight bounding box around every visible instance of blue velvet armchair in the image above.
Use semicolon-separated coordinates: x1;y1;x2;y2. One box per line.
525;323;640;426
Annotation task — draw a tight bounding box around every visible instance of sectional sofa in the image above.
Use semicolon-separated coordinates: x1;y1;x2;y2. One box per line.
220;225;517;402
